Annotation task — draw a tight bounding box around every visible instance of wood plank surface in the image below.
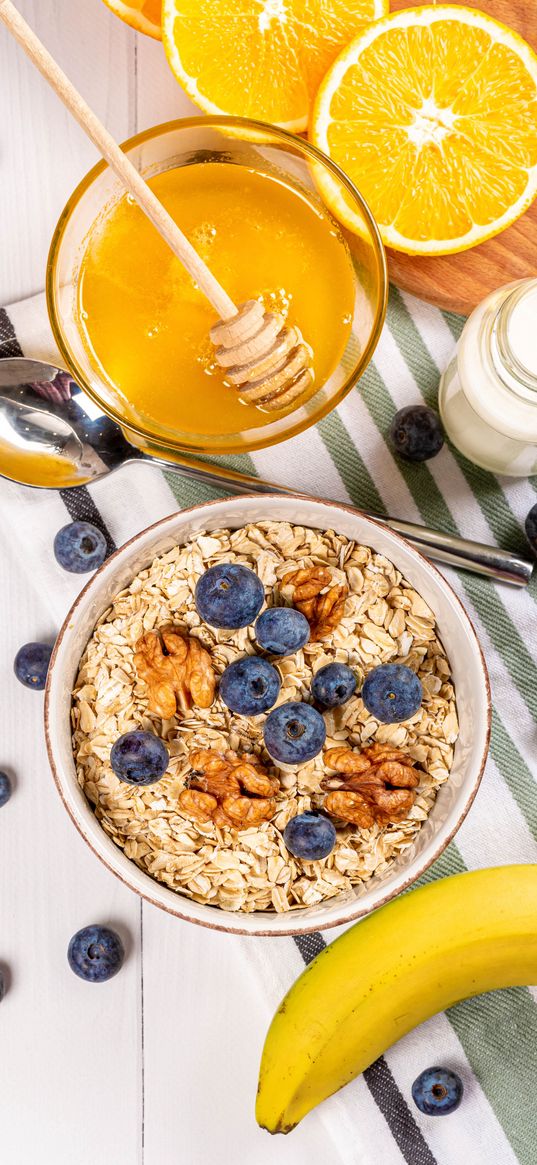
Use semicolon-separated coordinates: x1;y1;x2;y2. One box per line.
388;0;537;315
0;7;142;1162
8;3;534;1159
0;524;143;1163
0;8;342;1163
0;0;134;303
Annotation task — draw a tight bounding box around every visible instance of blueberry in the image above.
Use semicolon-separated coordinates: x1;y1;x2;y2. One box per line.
195;563;264;629
264;702;326;765
0;970;6;1002
255;607;310;656
67;925;124;983
525;503;537;555
390;405;444;462
0;772;12;807
312;663;357;708
283;810;336;860
412;1067;463;1116
362;663;422;724
53;521;107;573
110;730;169;785
14;642;53;690
220;656;281;716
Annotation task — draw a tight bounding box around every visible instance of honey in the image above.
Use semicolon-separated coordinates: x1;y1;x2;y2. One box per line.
0;443;84;488
77;163;356;441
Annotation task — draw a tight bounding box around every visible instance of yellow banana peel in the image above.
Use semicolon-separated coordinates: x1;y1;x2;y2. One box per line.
256;865;537;1133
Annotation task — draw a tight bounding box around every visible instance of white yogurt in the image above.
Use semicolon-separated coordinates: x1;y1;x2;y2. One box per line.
438;278;537;476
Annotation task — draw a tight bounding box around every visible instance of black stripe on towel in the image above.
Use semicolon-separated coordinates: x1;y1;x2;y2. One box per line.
59;486;116;557
0;308;117;557
293;932;327;964
0;308;23;357
365;1058;438;1165
293;934;437;1165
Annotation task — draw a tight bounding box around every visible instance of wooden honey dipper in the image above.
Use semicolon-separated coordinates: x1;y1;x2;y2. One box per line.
0;0;314;414
210;301;313;410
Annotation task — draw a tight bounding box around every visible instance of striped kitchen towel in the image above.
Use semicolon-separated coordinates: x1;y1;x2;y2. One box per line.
1;289;536;1165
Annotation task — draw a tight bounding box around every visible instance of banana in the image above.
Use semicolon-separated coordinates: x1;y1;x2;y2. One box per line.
256;865;537;1134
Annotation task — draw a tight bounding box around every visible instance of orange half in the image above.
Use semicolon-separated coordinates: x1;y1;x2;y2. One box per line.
162;0;387;131
102;0;162;39
311;5;537;254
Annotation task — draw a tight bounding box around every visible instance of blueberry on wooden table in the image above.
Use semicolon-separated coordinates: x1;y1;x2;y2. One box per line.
110;730;169;786
195;563;264;629
14;642;53;690
254;607;310;655
390;405;444;462
311;662;357;708
264;702;326;765
0;772;12;807
68;925;124;983
362;663;422;724
53;521;107;573
283;811;336;861
219;656;281;715
412;1067;463;1116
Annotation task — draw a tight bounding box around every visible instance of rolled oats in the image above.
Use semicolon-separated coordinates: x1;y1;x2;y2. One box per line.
72;521;459;914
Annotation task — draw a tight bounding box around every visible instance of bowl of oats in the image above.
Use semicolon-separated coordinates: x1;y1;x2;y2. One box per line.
45;495;490;936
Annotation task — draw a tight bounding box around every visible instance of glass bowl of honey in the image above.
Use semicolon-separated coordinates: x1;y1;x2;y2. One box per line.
47;118;387;458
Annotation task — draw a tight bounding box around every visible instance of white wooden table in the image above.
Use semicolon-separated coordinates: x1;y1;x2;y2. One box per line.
0;5;341;1161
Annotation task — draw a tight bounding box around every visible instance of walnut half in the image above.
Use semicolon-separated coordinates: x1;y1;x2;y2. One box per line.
322;743;420;828
285;565;348;640
178;748;278;830
134;626;215;720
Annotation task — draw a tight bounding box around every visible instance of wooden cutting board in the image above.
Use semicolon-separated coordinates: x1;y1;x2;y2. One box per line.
386;0;537;315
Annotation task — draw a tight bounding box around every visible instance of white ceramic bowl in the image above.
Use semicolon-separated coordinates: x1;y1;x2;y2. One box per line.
45;495;490;936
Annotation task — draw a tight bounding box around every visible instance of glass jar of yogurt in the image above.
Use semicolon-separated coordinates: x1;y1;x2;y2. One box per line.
438;278;537;476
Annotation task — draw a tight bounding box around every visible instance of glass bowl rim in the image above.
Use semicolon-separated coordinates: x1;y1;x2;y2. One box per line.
46;114;388;455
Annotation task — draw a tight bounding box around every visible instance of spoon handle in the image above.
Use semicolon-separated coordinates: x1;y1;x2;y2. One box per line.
0;0;237;320
128;458;533;587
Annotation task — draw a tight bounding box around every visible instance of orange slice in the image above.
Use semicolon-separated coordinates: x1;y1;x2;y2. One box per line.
102;0;162;39
311;5;537;254
162;0;387;132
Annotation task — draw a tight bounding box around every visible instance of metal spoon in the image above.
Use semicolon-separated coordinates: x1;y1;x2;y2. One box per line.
0;357;532;587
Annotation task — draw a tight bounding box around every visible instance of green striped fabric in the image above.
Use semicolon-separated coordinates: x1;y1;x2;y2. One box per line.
4;285;534;1164
163;284;537;1165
